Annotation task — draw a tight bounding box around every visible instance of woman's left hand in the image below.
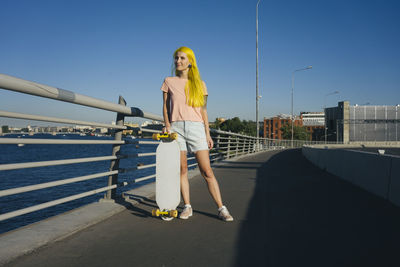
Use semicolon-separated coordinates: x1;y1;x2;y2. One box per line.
206;135;214;149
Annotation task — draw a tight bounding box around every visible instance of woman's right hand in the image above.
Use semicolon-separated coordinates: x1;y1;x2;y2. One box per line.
163;125;171;134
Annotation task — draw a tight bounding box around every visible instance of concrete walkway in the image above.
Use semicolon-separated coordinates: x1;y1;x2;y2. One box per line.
5;149;400;267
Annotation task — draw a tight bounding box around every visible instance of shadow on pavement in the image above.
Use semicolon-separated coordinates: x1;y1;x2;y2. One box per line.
116;194;156;218
121;193;219;220
213;160;266;170
235;149;400;267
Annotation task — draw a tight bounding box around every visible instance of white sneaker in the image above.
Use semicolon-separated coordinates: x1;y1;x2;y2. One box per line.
218;206;234;222
179;205;193;219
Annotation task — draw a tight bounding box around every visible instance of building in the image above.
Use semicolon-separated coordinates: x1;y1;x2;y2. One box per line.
210;117;226;129
325;101;400;142
123;122;139;135
264;112;326;141
263;114;302;140
300;112;325;141
301;112;324;126
141;121;164;132
215;117;226;123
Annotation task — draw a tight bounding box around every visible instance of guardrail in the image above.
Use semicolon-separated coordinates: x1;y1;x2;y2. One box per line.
0;73;323;227
302;145;400;208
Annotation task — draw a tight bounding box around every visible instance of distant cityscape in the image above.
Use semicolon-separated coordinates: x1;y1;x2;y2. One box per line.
1;101;399;142
0;120;163;136
264;102;400;142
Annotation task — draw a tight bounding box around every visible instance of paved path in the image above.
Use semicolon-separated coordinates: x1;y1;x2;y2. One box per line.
6;149;400;267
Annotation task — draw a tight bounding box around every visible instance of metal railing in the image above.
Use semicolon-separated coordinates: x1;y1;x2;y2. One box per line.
0;73;319;226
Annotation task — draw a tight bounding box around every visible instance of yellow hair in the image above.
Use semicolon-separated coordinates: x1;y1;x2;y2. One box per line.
173;47;205;107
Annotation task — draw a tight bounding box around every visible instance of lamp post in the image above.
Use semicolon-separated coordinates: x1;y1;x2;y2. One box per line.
324;90;339;143
256;0;261;150
291;66;312;147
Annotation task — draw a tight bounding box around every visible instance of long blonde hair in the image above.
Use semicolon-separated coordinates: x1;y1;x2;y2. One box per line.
173;47;205;107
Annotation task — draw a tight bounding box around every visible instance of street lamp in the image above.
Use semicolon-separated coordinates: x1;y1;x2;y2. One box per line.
256;0;261;150
324;90;339;143
291;66;312;147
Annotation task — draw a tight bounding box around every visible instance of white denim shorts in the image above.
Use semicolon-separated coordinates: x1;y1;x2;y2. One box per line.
171;121;209;153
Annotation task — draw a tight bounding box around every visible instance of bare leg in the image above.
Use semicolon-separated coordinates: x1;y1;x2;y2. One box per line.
180;151;190;205
195;150;223;208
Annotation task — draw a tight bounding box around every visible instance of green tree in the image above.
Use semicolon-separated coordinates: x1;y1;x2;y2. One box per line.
241;120;257;136
219;117;243;133
280;124;310;140
1;125;9;133
216;117;257;136
213;119;223;129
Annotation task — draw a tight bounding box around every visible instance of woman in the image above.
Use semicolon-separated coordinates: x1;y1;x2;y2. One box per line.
161;46;233;222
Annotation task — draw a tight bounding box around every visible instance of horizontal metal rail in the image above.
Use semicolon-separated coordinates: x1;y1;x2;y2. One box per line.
0;73;163;121
140;128;162;133
0;185;117;221
119;163;156;174
136;140;160;145
0;138;125;145
119;152;156;159
138;163;156;170
0;155;117;171
138;152;157;157
0;110;126;129
134;174;156;183
188;163;198;168
211;129;259;139
0;170;118;197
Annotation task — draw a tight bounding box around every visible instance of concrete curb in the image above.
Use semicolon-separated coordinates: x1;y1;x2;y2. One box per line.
0;150;271;266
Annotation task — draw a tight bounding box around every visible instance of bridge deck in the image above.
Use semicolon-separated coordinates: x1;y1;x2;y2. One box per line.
6;149;400;267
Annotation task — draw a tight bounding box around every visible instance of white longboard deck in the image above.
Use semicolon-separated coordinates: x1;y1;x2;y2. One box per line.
155;140;180;211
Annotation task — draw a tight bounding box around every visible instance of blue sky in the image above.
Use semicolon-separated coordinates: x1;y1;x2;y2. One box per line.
1;0;399;127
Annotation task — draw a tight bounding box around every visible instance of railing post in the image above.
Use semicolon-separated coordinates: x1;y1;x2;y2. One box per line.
227;136;231;159
105;96;126;201
235;136;239;157
216;133;221;160
242;137;246;155
256;138;259;152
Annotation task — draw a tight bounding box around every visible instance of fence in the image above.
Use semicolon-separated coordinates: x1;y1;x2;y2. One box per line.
0;73;333;227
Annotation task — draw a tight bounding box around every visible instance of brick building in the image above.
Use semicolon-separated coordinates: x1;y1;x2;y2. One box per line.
263;115;302;140
264;113;325;141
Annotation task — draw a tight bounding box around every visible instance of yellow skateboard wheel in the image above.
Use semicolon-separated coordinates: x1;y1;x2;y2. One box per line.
170;133;178;140
152;133;160;140
152;209;160;217
170;210;178;217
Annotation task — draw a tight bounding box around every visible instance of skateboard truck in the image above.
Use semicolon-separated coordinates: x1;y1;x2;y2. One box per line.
152;208;178;221
152;133;178;141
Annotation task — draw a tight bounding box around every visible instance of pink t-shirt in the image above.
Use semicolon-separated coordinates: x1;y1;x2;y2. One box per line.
161;76;208;122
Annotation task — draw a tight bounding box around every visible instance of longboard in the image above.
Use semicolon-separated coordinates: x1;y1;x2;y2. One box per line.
151;133;181;221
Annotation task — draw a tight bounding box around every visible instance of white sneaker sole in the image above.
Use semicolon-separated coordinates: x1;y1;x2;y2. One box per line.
179;210;193;219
